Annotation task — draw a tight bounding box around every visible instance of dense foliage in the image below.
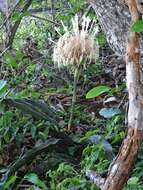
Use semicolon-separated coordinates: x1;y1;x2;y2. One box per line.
0;0;143;189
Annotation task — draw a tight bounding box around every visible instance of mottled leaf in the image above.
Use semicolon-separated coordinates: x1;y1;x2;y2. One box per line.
99;108;121;118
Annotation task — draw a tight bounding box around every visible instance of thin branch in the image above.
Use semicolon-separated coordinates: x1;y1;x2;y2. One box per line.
0;0;22;30
28;7;57;13
51;0;56;21
0;46;10;57
29;14;61;26
5;0;33;49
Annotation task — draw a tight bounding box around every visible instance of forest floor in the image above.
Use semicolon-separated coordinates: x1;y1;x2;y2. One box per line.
0;15;143;190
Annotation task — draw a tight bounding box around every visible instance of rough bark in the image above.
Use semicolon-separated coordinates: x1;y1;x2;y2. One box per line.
89;0;143;80
102;128;143;190
86;0;143;189
89;0;131;56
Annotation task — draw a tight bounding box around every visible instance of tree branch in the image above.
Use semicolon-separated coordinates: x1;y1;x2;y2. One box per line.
0;0;22;30
29;14;61;26
5;0;33;49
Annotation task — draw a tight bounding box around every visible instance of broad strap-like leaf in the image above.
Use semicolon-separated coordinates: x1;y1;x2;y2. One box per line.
4;99;58;125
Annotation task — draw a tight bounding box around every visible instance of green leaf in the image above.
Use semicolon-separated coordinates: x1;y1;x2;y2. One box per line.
0;80;7;92
31;125;37;138
12;11;30;22
97;33;106;47
24;173;48;190
130;20;143;32
86;85;111;99
127;177;139;185
0;80;8;98
99;108;121;118
3;175;17;190
5;54;18;68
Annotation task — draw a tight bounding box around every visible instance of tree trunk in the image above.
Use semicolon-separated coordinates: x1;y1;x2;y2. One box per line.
89;0;130;56
86;0;143;189
102;129;143;190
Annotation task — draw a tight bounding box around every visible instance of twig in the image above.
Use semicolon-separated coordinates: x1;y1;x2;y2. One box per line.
0;0;22;30
0;46;10;57
30;14;61;26
28;7;57;13
51;0;56;21
5;0;33;49
117;94;127;109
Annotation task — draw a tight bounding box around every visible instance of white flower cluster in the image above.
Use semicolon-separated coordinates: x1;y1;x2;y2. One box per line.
53;15;99;70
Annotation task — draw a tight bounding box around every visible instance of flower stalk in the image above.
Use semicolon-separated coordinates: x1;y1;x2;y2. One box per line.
68;67;80;130
53;15;99;130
